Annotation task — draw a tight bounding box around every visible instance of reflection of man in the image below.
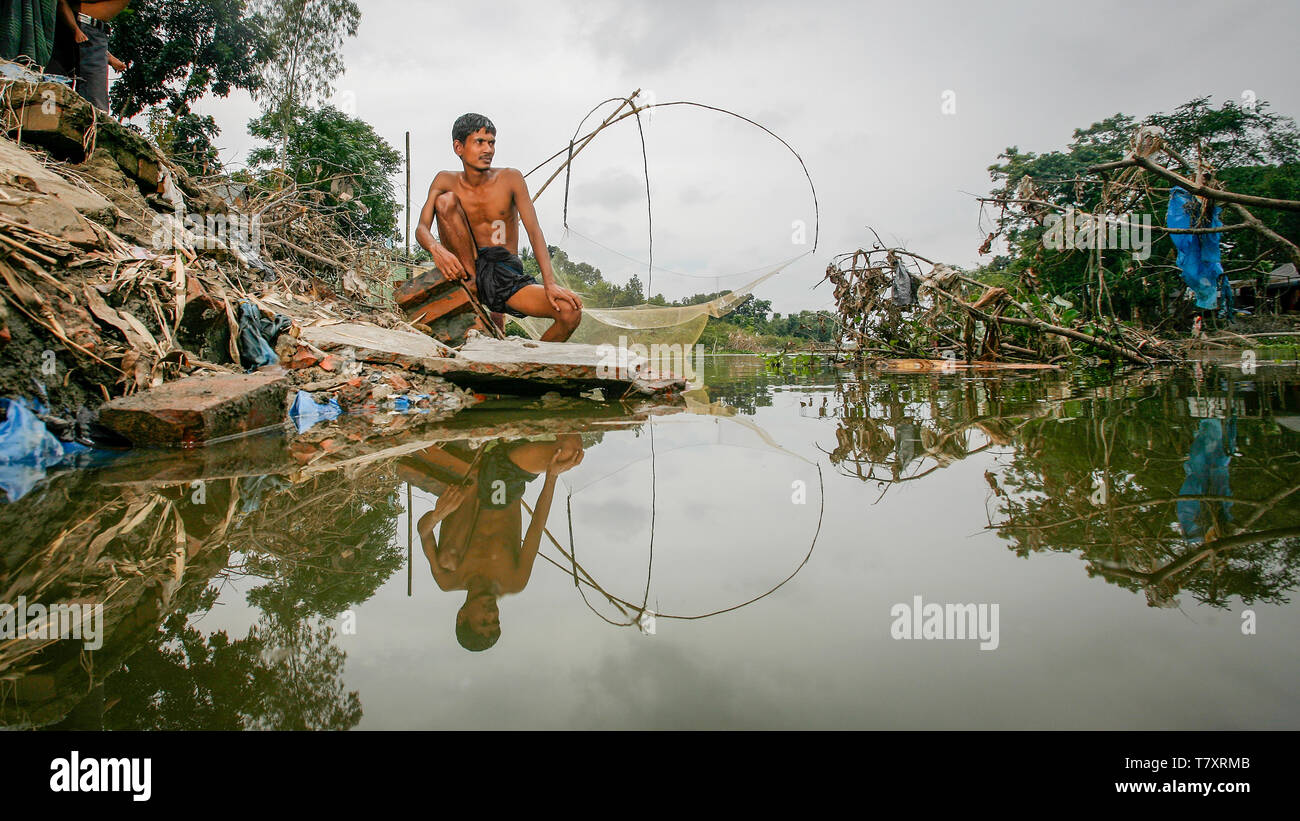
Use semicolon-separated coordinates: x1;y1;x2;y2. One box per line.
415;436;584;651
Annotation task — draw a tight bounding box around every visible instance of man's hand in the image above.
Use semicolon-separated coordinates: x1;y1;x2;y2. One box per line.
108;53;128;72
73;26;89;44
431;243;468;281
545;283;582;313
432;482;470;520
546;446;583;476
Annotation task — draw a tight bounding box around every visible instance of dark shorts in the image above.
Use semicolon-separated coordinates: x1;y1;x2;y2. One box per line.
475;246;537;318
477;443;540;509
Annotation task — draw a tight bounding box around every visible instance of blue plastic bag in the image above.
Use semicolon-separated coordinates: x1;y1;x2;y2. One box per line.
0;398;67;501
289;390;341;434
1167;186;1228;311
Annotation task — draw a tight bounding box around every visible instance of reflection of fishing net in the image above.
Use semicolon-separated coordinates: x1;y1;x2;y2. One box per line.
509;259;790;347
526;415;822;628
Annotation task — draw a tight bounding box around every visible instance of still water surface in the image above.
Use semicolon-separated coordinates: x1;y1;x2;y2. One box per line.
3;356;1298;729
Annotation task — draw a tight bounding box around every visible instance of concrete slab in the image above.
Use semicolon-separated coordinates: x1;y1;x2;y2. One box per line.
298;322;456;369
422;335;688;397
98;372;290;446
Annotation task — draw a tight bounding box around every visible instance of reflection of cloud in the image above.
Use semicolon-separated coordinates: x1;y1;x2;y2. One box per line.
572;641;780;729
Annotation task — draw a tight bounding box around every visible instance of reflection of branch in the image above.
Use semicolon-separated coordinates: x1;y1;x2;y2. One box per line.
996;491;1287;533
1094;526;1300;587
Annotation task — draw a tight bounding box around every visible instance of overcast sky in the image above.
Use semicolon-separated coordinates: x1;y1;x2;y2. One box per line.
169;0;1300;314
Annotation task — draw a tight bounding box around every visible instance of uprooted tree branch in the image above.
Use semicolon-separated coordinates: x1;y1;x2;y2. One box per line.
821;228;1178;367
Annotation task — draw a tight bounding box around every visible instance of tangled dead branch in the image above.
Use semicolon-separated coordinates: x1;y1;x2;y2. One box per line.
821;229;1178;366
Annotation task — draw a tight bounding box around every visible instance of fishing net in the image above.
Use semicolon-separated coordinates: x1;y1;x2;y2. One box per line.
509;93;818;348
508;262;789;346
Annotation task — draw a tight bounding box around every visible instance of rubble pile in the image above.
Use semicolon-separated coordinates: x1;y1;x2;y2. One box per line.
0;65;688;499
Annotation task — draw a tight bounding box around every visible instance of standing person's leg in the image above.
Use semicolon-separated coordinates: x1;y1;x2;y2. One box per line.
73;20;108;112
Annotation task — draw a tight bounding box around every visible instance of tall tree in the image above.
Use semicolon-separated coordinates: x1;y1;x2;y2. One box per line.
249;0;361;165
248;103;402;239
110;0;268;174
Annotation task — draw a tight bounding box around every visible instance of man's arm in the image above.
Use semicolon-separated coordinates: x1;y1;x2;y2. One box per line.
508;169;582;311
414;172;468;279
57;1;88;43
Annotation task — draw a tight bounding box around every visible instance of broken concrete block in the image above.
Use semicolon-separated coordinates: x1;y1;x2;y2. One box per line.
421;336;687;397
299;322;455;370
0;135;114;237
419;310;492;347
98;372;290;446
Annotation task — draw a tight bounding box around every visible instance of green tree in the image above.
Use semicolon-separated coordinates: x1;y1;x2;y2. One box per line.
984;97;1300;321
110;0;269;174
248;103;402;239
250;0;361;165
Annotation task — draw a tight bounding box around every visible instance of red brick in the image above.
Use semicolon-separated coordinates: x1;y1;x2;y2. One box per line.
395;267;456;311
407;289;472;325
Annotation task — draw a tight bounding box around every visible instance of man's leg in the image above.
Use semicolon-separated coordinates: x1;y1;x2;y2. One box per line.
74;24;109;113
434;194;509;333
504;284;582;342
433;192;478;285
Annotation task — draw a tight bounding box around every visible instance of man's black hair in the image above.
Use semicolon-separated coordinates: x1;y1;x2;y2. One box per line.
456;617;500;652
453;113;496;145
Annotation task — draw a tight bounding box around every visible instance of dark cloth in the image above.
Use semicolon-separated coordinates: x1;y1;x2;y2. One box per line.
1;0;58;65
73;15;108;112
475;246;536;318
236;301;291;370
892;258;915;307
476;443;539;510
45;0;80;77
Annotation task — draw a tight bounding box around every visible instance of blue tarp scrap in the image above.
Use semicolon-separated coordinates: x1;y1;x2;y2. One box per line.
390;394;432;413
1166;186;1231;311
288;390;342;434
0;397;85;501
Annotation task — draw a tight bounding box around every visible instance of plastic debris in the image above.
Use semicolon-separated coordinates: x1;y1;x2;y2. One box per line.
0;398;69;501
1167;186;1228;311
289;390;342;434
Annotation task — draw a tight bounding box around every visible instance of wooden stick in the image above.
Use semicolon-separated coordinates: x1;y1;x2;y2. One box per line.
532;90;641;203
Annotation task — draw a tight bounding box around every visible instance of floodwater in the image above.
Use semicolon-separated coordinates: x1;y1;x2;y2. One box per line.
3;356;1299;730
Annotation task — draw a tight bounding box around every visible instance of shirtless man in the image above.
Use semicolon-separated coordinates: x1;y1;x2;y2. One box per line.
415;113;583;341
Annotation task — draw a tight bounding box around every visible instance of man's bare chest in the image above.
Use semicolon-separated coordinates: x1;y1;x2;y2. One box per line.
454;179;515;224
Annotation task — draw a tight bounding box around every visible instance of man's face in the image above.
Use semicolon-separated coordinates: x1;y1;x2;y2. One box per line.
461;594;500;636
455;128;496;171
